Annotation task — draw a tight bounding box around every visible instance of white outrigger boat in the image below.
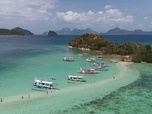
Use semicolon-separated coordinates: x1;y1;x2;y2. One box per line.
78;68;100;74
109;59;119;63
67;75;87;82
63;57;75;62
33;78;58;89
86;56;103;62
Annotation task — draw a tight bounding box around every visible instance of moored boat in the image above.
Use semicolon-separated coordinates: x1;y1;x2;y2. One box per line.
67;75;87;82
93;62;105;66
78;68;100;74
95;55;103;60
93;62;109;68
86;58;91;62
86;57;97;62
33;78;58;89
110;59;119;63
63;57;75;62
95;66;109;71
86;56;103;62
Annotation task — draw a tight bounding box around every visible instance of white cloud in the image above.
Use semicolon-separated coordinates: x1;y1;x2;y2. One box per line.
104;5;113;9
56;5;133;27
0;0;57;24
144;17;148;20
56;11;93;23
0;2;134;33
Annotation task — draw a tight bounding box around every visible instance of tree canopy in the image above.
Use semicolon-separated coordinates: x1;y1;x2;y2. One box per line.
69;33;152;63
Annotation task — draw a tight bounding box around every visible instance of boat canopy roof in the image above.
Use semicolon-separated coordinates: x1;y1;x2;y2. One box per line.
34;78;53;84
68;75;83;78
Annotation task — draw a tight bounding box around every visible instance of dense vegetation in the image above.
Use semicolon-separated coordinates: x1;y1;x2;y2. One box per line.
69;33;152;63
0;29;22;35
12;27;34;35
0;27;34;35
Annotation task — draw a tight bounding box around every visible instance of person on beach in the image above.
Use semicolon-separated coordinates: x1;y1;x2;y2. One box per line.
1;98;2;102
22;96;23;99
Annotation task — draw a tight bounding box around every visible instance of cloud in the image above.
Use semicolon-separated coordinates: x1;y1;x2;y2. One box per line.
56;5;133;28
144;17;148;20
0;0;57;24
104;4;113;9
0;2;134;33
56;11;91;23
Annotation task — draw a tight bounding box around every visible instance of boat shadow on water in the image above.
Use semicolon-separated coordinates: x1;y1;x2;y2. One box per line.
31;88;48;92
31;87;60;92
67;81;82;84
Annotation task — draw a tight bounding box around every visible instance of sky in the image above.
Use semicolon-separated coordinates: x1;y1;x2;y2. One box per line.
0;0;152;34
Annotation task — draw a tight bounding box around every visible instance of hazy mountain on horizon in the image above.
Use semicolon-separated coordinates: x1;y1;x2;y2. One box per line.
55;28;98;35
55;28;71;35
102;27;152;35
53;27;152;35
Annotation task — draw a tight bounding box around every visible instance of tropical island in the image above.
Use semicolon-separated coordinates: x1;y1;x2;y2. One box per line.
48;30;57;36
69;33;152;63
0;27;34;35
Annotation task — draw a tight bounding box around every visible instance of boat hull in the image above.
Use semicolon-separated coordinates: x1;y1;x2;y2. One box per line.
67;75;87;82
33;78;58;89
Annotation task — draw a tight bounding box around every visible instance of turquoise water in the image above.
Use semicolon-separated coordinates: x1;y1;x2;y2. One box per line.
0;47;115;97
63;63;152;114
0;47;118;111
0;49;140;114
0;35;151;114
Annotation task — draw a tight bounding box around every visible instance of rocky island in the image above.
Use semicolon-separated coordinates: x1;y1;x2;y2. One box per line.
69;33;152;63
48;30;57;36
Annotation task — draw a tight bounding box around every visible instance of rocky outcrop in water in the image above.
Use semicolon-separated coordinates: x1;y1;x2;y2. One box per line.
48;30;57;36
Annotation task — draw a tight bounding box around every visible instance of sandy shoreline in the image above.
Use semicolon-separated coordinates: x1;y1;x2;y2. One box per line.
0;62;139;112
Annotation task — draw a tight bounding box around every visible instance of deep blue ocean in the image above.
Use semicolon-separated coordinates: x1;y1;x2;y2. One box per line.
0;35;152;114
0;35;152;66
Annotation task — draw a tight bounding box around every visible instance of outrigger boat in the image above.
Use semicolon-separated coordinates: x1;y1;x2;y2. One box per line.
93;62;109;68
93;62;105;67
86;56;103;62
33;78;58;89
78;68;100;74
109;59;119;63
63;57;75;62
95;66;109;71
67;75;87;82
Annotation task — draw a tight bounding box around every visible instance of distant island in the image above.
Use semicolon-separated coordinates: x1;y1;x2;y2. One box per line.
103;27;152;35
55;28;98;35
48;30;57;36
1;26;152;36
69;33;152;63
53;27;152;35
0;27;34;35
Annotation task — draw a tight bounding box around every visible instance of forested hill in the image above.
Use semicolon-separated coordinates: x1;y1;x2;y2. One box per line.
69;33;111;50
0;27;34;35
69;33;152;63
12;27;34;35
0;29;22;35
